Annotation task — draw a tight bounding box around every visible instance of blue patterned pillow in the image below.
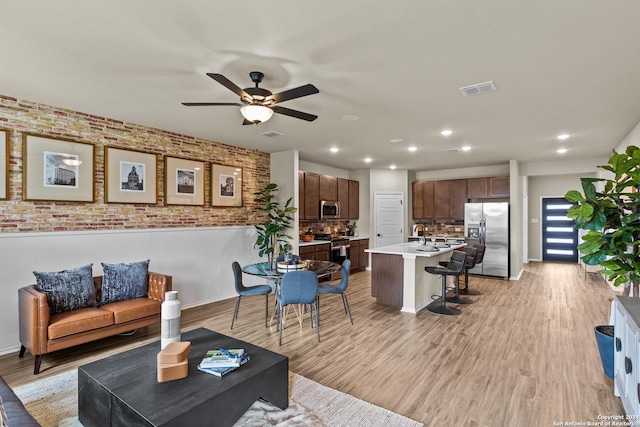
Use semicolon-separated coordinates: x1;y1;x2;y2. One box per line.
100;260;150;305
34;264;96;314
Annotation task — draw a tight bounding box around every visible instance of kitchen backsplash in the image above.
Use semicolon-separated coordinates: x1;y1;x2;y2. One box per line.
300;220;353;236
412;220;465;237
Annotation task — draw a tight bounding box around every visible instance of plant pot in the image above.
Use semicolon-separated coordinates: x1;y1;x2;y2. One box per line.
594;325;614;379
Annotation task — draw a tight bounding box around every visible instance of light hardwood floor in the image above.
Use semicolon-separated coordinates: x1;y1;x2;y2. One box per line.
0;262;625;426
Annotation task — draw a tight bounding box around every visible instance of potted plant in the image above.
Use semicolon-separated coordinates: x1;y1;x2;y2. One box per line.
565;145;640;379
254;183;297;270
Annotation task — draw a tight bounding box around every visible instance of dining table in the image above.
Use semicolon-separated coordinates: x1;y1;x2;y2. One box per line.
241;259;341;328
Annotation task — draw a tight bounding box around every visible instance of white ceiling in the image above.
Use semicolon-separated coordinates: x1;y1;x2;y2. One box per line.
2;1;640;172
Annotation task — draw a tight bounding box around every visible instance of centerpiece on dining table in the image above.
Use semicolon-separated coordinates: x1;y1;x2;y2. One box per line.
276;252;308;272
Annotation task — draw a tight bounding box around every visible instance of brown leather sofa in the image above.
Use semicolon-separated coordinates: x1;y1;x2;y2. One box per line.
0;374;40;426
18;272;172;374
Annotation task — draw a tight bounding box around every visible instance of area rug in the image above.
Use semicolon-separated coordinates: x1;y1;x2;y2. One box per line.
13;370;422;427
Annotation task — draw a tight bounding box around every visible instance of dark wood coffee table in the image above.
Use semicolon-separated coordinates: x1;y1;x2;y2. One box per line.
78;328;288;427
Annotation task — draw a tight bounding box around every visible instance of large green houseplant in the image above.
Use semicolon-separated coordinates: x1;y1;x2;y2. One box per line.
565;145;640;379
565;145;640;297
254;183;297;269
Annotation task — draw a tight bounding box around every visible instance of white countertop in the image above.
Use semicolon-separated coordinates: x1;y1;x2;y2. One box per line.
299;236;369;246
365;242;466;257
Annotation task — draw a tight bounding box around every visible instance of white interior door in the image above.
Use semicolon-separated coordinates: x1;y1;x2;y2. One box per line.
374;192;404;247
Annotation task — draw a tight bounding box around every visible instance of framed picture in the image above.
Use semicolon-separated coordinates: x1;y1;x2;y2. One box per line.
105;147;158;204
0;129;8;200
211;164;243;207
164;156;205;206
22;133;95;202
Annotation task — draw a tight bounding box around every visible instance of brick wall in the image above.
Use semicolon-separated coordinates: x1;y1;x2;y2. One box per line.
0;95;270;232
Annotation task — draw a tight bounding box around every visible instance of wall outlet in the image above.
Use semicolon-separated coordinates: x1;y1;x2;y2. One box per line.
455;227;461;232
531;218;538;223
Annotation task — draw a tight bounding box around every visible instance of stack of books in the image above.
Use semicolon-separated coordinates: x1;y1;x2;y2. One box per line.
197;348;250;377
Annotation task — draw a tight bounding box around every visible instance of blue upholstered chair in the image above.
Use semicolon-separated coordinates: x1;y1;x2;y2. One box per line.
276;270;319;345
317;259;353;325
230;261;272;329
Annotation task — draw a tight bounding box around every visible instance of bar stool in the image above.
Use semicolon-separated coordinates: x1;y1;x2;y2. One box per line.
425;250;468;315
459;246;482;296
438;250;473;304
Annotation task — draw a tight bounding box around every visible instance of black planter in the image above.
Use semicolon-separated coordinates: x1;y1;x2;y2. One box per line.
594;325;614;379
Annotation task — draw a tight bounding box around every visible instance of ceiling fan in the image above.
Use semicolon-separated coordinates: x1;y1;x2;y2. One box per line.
182;71;319;125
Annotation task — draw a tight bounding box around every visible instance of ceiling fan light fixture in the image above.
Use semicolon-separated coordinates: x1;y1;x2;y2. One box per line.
240;104;273;124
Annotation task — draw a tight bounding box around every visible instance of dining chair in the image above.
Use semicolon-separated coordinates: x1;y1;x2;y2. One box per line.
230;261;272;329
317;259;353;325
276;270;319;345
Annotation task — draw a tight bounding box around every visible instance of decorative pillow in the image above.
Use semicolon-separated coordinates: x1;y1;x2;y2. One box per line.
0;396;8;427
34;264;96;315
100;259;150;305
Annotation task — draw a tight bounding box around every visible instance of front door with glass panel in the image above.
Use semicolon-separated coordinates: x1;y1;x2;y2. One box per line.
542;197;578;262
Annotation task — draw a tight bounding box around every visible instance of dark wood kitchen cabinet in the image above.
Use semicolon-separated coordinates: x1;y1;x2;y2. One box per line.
433;180;452;219
302;172;319;220
450;179;467;220
467;177;488;199
319;175;338;201
348;179;359;219
299;243;330;261
412;180;434;219
348;238;369;273
489;176;510;198
298;171;305;219
337;178;349;219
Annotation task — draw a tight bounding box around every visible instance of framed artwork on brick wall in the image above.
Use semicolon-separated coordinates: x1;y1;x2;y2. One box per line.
164;156;205;206
22;133;95;202
211;164;243;207
0;129;8;200
105;147;158;204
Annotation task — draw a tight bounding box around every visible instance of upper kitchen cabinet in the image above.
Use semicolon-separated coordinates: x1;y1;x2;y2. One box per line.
348;179;359;219
489;176;510;198
467;178;488;199
450;179;467;220
319;174;338;201
433;180;452;219
299;172;359;220
337;178;349;219
302;172;319;220
298;171;305;219
412;181;434;219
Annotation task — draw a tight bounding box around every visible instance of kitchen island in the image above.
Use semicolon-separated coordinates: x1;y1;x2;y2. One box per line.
365;241;466;314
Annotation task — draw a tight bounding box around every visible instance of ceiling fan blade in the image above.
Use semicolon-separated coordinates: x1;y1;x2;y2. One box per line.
182;102;242;106
267;84;319;104
242;119;255;126
206;73;252;100
272;105;318;122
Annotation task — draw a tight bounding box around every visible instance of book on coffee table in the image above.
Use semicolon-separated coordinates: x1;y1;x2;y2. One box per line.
199;348;245;368
198;355;250;377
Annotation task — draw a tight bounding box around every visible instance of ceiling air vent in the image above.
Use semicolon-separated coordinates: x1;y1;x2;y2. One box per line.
259;131;282;138
447;148;462;153
459;80;496;96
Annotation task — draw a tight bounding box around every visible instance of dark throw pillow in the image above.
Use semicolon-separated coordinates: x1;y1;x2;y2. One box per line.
33;264;96;315
100;259;150;305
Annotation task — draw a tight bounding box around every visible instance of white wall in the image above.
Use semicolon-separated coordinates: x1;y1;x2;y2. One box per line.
0;226;264;355
369;169;410;241
299;160;349;179
415;164;510;181
271;150;300;245
520;157;608;177
615;119;640;153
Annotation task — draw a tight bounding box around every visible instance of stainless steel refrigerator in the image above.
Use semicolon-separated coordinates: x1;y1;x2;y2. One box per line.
464;202;509;278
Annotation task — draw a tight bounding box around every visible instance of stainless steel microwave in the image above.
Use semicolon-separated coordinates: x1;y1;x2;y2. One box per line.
320;201;340;218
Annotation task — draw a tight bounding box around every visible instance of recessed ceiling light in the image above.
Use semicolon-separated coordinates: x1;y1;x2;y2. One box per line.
441;129;453;136
557;148;568;154
461;145;471;152
330;147;339;153
408;146;417;152
364;157;372;163
390;165;397;170
557;133;570;140
341;114;360;121
390;138;404;143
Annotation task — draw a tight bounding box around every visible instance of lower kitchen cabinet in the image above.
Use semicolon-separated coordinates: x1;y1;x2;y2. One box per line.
614;296;640;416
349;238;369;273
299;243;330;262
